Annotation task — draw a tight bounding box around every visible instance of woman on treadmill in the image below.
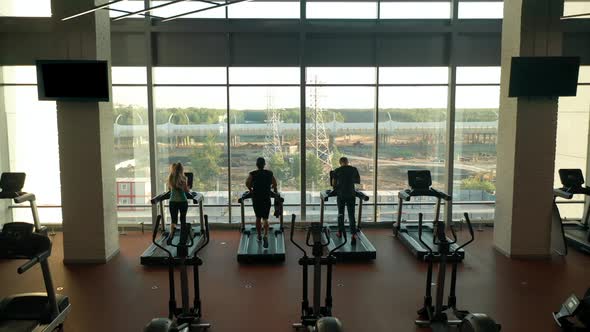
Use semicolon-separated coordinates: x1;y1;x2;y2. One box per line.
245;157;278;249
167;162;190;245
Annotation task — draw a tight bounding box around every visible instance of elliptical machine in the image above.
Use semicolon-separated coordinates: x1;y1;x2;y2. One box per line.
290;214;346;332
416;212;501;332
553;289;590;332
144;214;211;332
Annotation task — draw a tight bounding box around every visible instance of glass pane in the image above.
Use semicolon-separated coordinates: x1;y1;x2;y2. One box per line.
1;66;37;84
580;66;590;84
2;86;62;223
456;67;501;85
305;86;375;222
113;87;152;224
154;87;229;223
453;86;499;222
150;1;226;19
307;67;376;85
110;0;225;19
112;67;147;85
458;2;503;19
379;67;448;85
229;67;300;85
564;1;590;18
153;67;227;85
0;0;51;17
229;87;301;223
228;1;300;19
377;86;448;222
555;86;590;219
307;2;377;19
380;2;451;19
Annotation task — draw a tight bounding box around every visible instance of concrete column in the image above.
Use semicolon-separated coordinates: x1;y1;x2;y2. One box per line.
494;0;564;258
51;0;118;263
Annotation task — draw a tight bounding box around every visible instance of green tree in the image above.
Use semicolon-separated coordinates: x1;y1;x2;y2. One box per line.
269;153;291;185
461;177;495;193
331;146;344;169
306;153;329;189
189;135;223;191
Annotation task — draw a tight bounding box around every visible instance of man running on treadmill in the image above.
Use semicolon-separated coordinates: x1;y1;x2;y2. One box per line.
245;157;278;249
331;156;361;245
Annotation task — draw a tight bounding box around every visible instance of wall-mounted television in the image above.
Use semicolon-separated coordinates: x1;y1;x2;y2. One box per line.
509;56;580;97
36;60;110;101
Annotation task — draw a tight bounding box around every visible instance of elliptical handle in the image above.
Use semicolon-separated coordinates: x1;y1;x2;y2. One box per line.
329;226;347;256
195;215;210;256
417;213;433;255
152;215;162;243
455;213;475;253
289;214;307;257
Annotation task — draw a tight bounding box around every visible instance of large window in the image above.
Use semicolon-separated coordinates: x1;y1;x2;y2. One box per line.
153;67;229;223
305;68;375;222
229;67;300;223
112;67;152;225
453;67;500;222
0;0;51;17
377;67;448;222
1;66;61;224
555;67;590;219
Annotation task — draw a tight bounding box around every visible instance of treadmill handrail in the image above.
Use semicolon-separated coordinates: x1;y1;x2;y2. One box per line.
13;192;36;204
17;250;50;274
554;188;574;199
398;188;451;201
151;191;203;205
238;190;284;203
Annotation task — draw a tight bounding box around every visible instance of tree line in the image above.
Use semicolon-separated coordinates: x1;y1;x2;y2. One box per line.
114;104;499;126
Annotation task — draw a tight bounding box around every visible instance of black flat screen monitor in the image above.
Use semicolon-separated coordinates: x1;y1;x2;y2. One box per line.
509;56;580;97
36;60;109;101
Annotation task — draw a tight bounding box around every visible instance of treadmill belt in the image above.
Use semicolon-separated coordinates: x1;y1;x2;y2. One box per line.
237;225;285;263
140;224;202;266
325;225;376;260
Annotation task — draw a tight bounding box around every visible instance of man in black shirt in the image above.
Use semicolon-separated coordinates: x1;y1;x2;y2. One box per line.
331;156;361;244
245;157;278;248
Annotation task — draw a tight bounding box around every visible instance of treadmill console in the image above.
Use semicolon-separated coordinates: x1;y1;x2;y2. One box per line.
559;169;584;188
408;170;432;190
185;172;194;189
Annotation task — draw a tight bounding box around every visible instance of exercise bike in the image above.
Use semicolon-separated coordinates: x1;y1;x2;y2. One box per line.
416;212;501;332
290;214;346;332
144;215;211;332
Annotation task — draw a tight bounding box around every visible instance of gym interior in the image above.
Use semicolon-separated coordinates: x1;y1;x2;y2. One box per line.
1;1;590;331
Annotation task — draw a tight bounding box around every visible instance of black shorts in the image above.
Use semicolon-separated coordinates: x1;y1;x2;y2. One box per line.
252;197;271;219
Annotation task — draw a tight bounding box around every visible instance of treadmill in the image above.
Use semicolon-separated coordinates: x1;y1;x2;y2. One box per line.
140;173;207;266
552;169;590;255
320;189;376;260
237;191;286;263
394;170;464;262
0;173;71;331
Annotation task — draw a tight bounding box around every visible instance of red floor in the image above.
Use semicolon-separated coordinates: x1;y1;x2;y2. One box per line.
0;228;588;332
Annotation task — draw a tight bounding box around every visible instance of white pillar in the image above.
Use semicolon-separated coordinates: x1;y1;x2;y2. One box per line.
51;0;118;263
494;0;564;258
